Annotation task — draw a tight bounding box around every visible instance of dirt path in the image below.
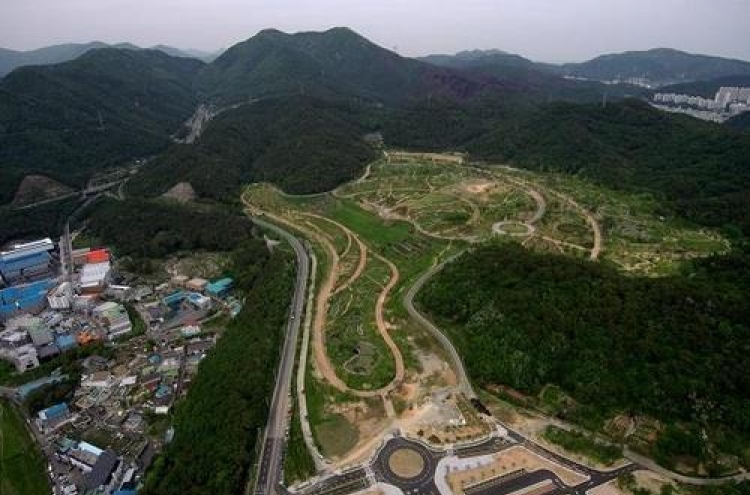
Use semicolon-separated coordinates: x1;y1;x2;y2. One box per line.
369;252;405;395
301;215;367;296
458;197;481;226
496;171;602;260
557;192;603;260
294;212;405;398
310;219;403;398
340;228;353;259
243;192;406;399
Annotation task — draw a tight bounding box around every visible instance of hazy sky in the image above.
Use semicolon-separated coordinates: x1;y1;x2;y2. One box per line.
2;0;750;62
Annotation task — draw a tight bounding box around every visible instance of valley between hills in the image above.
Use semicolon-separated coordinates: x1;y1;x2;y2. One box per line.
1;26;750;495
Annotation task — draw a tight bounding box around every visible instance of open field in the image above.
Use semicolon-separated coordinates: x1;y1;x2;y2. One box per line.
0;400;49;495
243;153;728;463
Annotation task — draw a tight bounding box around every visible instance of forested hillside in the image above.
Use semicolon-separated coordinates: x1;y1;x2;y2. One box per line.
127;97;379;198
142;240;293;495
0;48;203;203
196;27;498;105
0;197;81;245
727;111;750;132
82;197;254;258
419;243;750;470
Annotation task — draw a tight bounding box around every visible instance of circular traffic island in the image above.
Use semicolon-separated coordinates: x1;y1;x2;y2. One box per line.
387;447;426;479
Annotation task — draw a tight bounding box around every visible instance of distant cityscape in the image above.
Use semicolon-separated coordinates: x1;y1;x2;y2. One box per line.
652;86;750;122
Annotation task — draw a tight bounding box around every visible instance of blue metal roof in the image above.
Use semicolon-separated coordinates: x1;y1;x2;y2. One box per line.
40;402;69;420
210;278;233;288
162;291;188;306
0;279;53;315
55;334;77;350
207;278;233;295
0;251;50;274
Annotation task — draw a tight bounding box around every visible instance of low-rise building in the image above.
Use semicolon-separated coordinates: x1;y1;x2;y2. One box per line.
81;371;114;388
185;278;208;292
93;302;132;340
37;402;72;432
206;278;233;298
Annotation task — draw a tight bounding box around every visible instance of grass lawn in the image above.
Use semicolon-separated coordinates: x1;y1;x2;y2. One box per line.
315;415;359;459
284;398;317;484
0;400;49;495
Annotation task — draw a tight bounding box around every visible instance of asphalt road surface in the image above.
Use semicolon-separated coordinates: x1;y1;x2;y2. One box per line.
252;217;310;495
403;252;475;399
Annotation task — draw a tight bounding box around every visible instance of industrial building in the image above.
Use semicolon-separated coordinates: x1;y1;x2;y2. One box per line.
185;278;208;291
206;278;233;298
0;279;55;322
0;238;55;285
80;261;112;294
48;282;72;310
0;337;39;372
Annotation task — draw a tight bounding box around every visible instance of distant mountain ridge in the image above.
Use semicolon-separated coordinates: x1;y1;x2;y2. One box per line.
417;49;647;102
422;47;750;88
0;41;218;76
559;48;750;86
196;27;502;105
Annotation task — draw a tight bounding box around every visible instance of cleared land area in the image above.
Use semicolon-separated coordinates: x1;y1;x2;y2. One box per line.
242;153;728;464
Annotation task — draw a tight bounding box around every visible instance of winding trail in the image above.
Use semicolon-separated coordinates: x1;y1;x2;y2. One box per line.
301;214;368;297
302;214;404;399
496;172;602;260
251;204;404;399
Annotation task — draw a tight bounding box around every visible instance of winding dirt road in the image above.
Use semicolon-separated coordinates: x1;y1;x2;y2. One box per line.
290;211;406;399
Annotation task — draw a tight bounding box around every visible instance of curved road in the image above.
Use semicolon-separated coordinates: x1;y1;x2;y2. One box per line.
250;217;310;495
403;252;750;488
403;253;475;399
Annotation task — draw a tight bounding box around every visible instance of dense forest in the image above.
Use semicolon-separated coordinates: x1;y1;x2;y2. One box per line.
127;97;379;198
82;197;255;258
0;197;80;245
141;240;294;495
0;48;203;204
418;243;750;470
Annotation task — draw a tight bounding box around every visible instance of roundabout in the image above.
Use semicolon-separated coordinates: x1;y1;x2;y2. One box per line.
372;438;440;490
387;446;428;480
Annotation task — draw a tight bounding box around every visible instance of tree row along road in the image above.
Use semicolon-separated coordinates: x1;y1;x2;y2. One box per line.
246;216;310;495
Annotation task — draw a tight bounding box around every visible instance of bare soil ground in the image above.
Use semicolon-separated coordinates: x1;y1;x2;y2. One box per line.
12;174;75;206
587;480;628;495
388;448;425;478
162;182;196;203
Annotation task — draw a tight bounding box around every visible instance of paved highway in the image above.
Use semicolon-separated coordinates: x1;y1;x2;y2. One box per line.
251;216;310;495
